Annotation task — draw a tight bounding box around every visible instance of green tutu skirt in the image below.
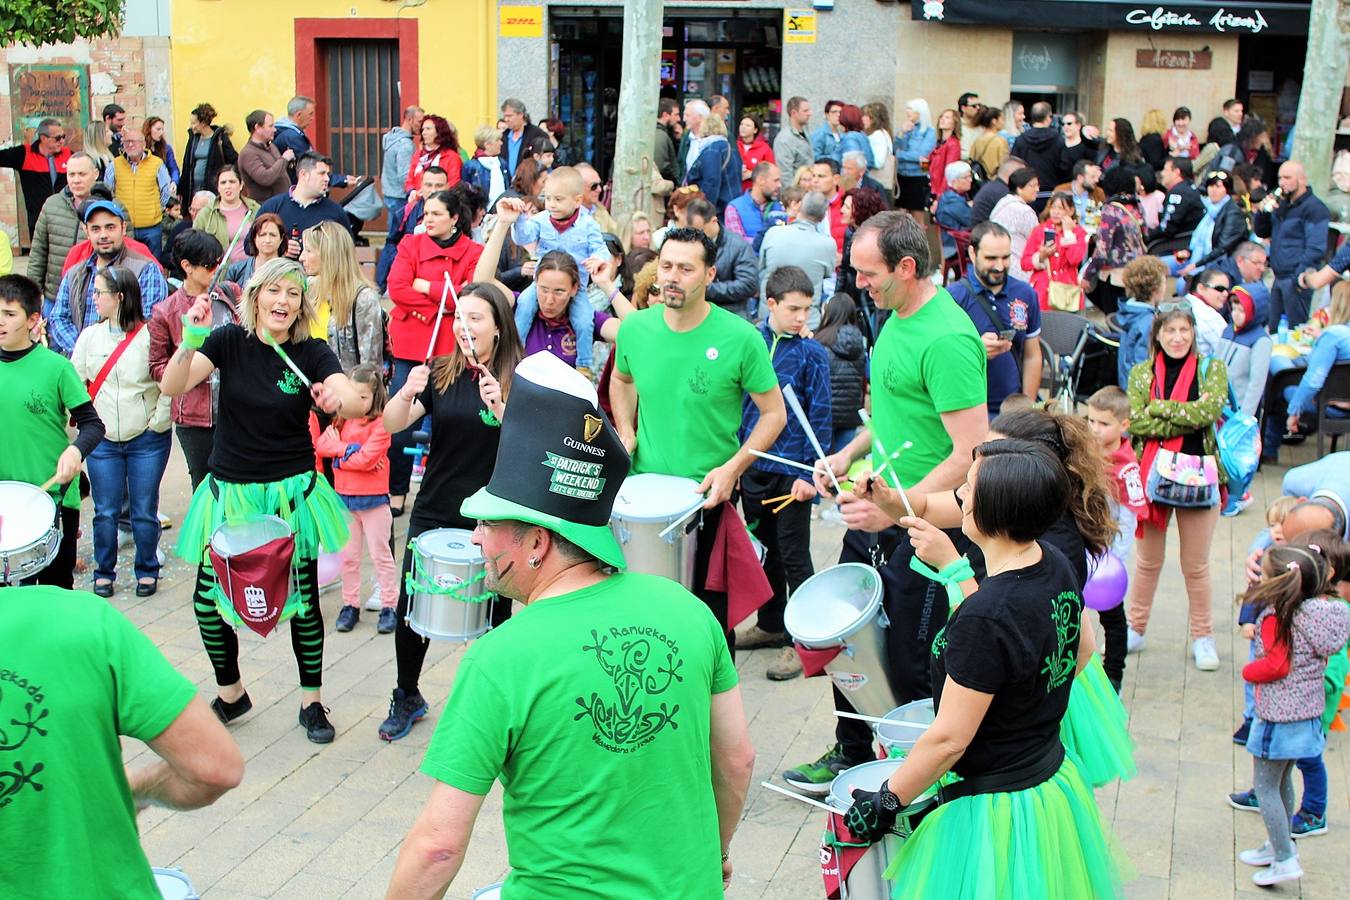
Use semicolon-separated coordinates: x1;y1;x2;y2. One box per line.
1060;655;1136;788
882;754;1123;899
177;471;349;626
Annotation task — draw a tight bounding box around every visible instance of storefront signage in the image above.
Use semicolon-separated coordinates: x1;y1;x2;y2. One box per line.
908;0;1308;35
1135;48;1213;69
785;9;818;44
9;64;89;146
499;5;543;39
1011;32;1081;90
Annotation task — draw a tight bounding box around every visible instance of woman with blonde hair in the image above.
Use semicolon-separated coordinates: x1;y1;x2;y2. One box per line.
619;210;653;252
1138;108;1170;171
686;112;739;211
81;121;114;178
159;256;366;743
298;220;384;372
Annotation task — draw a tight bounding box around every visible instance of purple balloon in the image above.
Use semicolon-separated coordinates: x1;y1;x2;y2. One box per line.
1084;551;1128;611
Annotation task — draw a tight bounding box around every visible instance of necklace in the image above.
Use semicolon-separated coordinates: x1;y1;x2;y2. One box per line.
985;544;1037;578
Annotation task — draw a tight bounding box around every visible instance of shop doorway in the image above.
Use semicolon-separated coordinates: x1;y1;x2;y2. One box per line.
1237;35;1306;157
550;10;783;178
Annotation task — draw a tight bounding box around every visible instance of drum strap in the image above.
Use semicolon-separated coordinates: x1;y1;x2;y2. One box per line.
937;741;1063;804
87;322;145;400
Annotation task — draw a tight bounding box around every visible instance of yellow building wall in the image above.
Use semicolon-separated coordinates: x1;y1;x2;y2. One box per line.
895;20;1012;118
1098;32;1240;129
169;0;497;149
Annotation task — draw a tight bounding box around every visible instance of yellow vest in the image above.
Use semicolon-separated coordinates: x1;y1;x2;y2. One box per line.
112;154;164;229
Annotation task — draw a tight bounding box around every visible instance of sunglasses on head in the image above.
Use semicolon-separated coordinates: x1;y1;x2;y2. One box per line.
1158;299;1196;318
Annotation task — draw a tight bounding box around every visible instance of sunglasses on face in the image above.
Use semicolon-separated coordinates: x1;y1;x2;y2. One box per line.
45;133;66;141
587;182;602;191
1203;284;1230;293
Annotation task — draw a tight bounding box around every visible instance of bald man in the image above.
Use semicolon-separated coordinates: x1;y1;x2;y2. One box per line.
1253;160;1332;328
574;162;618;234
1244;452;1350;580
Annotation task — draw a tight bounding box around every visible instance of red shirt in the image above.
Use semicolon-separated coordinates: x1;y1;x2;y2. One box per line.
385;232;485;360
737;136;775;192
1109;438;1148;516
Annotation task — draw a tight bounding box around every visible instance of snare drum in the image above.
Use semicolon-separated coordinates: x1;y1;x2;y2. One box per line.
609;473;703;588
152;867;199;900
876;698;935;759
407;528;490;641
0;481;61;584
470;884;502;899
824;759;940;899
784;563;896;718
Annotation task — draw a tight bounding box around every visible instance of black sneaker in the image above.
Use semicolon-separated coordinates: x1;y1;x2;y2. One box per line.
210;692;253;724
377;607;397;634
299;702;336;743
335;605;359;632
378;688;428;742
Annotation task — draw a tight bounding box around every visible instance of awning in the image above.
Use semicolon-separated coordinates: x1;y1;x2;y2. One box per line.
909;0;1311;36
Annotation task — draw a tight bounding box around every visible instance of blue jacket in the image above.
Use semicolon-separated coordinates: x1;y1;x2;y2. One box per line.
1289;325;1350;417
685;136;740;212
273;117;347;187
463;154;509;201
894;125;936;178
934;189;972;257
811;125;841;162
1254;189;1331;277
725;192;782;246
512;208;608;288
1115;299;1156;388
838;131;875;169
740;323;832;482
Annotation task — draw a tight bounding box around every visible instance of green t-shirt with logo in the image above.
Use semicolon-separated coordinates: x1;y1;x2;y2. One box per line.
421;573;739;899
870;289;987;486
615;304;777;481
0;344;91;509
0;586;198;899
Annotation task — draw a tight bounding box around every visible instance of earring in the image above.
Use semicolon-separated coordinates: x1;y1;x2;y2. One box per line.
527;556;541;569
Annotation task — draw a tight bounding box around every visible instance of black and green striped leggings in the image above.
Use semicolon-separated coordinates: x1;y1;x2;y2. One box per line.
192;556;325;689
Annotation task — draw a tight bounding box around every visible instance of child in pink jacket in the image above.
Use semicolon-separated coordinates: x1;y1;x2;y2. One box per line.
315;365;399;634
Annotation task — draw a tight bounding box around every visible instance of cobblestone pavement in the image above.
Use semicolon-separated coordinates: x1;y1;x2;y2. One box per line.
109;439;1346;898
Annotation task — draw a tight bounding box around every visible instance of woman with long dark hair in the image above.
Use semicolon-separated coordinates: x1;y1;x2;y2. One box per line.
1081;166;1147;315
1097;118;1155;193
143;116;180;185
224;211;284;287
378;282;523;741
178;102;237;201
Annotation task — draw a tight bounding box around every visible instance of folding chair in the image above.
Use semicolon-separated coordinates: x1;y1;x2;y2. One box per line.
1316;362;1350;456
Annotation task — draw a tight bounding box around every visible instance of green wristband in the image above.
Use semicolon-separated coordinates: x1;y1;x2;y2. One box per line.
180;316;210;349
909;554;976;613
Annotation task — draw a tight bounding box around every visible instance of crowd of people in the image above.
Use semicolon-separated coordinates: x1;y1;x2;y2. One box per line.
2;83;1349;899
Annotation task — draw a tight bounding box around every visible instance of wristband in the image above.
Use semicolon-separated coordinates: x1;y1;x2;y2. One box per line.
607;287;621;303
909;555;976;612
180;316;210;349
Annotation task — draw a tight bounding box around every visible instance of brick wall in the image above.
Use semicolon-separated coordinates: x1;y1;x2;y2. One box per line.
0;35;164;248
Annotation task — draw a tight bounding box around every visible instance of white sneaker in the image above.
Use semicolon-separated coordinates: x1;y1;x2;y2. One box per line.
1192;636;1220;671
1126;628;1146;654
1238;842;1275;867
364;587;383;611
1252;856;1302;886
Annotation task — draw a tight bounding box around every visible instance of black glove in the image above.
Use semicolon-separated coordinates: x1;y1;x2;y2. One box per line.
843;782;902;843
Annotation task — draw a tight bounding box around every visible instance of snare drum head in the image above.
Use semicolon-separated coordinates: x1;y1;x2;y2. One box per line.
611;473;704;522
209;515;292;557
784;563;883;645
470;885;503;900
414;528;483;564
0;481;56;550
151;867;197;900
876;698;936;749
826;758;938;814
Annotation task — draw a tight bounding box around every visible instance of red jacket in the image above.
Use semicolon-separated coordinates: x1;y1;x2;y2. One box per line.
148;284;242;427
314;415;391;496
1021;221;1088;310
827;192;846;255
928;136;961;198
405;145;462;194
386;232;485;360
62;237;160;275
1108;437;1148;517
737;136;775;192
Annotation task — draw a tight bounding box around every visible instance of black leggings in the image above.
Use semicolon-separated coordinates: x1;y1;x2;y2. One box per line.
26;506;80;589
395;516;512;696
1097;603;1127;686
192;556;326;690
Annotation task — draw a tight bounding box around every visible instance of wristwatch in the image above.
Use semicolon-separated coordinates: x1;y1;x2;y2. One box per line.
877;781;902;814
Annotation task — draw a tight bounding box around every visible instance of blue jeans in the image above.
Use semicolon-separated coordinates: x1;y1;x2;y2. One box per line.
375;196;408;292
1297;754;1328;817
387;357;430;498
87;428;171;581
133;225;163;259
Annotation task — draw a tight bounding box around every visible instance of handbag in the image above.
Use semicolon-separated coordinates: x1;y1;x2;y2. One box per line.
1048;280;1083;312
1145;448;1220;508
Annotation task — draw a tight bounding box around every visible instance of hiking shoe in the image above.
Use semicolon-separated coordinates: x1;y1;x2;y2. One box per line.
1233;719;1251;745
378;688;428;742
1228;789;1260;812
299;702;335;744
377;607;397;634
1192;636;1220;671
766;646;802;681
1238;841;1275;866
783;744;856;796
737;625;789;650
1291;810;1328;838
364;587;383;611
1252;857;1302;886
1126;628;1146;654
335;605;359;632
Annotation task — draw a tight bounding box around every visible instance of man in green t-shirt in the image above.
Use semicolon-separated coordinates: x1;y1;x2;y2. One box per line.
783;212;991;795
610;228;786;648
389;353;756;899
0;585;244;899
0;275;105;589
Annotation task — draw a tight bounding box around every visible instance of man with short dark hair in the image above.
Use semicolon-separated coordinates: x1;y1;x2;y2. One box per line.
970;156;1025;227
1148;157;1204;249
1057;110;1099;182
238;109;292;202
726;162;783;247
375;165;450;292
1054;159;1104;224
0;116;71;232
610;228;786;651
257;152;351;257
775;96;814;177
687;198;760;321
811;100;845;162
103;103;127;157
947;220;1043;413
956;91;982;160
1010;102;1063;206
655;97;680;184
811;157;847;254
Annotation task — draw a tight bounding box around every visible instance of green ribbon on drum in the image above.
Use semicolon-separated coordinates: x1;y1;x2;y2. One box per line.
405;553;494;605
909;556;976;612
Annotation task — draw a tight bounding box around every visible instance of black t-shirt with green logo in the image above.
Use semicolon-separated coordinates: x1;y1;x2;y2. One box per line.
411;372;500;530
931;541;1082;778
199;324;342;483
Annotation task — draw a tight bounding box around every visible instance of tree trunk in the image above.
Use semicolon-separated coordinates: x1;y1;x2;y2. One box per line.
609;0;664;229
1290;0;1350;193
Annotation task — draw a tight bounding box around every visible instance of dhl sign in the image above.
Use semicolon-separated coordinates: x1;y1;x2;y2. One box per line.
500;5;544;38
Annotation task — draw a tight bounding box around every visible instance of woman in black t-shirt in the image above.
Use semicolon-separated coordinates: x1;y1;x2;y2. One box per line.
161;257;366;744
377;281;523;742
844;439;1120;899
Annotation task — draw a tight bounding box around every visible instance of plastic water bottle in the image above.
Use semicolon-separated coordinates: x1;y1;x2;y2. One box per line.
1277;315;1289;345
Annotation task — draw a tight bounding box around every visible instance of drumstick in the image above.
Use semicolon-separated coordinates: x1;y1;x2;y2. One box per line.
748;448;819;475
761;493;793;506
40;475;60;492
834;709;930;730
448;276;481;365
263;334;313;388
759;781;838;815
425;274;452;363
857;410;914;518
206;208;254;300
783;385;841;495
656;499;707;540
771;496;794;514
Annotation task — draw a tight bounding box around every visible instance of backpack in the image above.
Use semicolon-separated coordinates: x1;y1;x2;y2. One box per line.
968;158;988;192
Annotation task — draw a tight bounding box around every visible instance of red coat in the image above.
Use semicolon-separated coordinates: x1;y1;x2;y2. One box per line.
827;192;846;255
405;145;462;193
928;136;961;198
314;415;391;496
737;136;775;192
62;237;159;275
1021;221;1088;310
386;232;485;360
